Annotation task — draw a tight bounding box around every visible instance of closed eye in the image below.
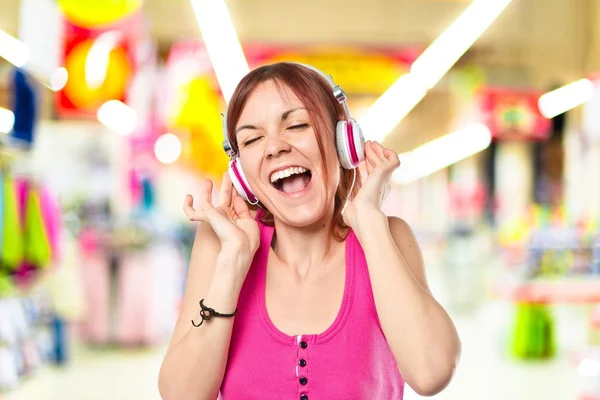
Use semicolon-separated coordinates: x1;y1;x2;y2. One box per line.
242;137;262;147
288;123;309;130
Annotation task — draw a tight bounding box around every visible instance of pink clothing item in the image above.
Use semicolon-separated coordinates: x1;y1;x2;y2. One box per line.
77;252;110;343
14;178;29;226
220;217;405;399
39;185;62;261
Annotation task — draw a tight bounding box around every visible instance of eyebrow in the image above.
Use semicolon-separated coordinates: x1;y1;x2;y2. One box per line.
235;107;306;134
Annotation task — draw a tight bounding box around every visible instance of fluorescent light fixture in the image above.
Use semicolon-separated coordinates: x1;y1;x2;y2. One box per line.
0;107;15;134
393;123;492;184
538;78;596;119
154;133;182;164
97;100;137;135
359;73;427;143
50;67;68;91
0;29;30;67
361;0;512;142
85;31;123;89
191;0;249;103
0;30;67;92
410;0;512;90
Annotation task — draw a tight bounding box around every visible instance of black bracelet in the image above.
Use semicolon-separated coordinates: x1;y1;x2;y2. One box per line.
191;299;238;327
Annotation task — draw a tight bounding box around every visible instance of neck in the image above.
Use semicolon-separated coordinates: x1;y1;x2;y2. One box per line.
271;216;342;278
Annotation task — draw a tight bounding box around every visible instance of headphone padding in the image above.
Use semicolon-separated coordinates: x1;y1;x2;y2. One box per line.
336;120;365;169
228;158;257;204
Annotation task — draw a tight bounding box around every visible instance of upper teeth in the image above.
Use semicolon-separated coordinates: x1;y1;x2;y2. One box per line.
270;167;308;183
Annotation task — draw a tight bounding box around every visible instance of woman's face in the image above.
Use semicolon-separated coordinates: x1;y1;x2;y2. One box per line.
235;80;340;227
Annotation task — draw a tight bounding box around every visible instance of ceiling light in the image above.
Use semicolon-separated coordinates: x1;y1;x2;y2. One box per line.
538;79;596;119
97;100;137;135
154;133;182;165
50;67;69;91
0;29;30;68
191;0;249;103
85;31;123;89
0;107;15;134
393;123;492;184
361;0;512;142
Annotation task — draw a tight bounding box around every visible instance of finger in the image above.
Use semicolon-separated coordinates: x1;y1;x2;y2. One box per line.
183;195;206;221
202;207;238;238
218;172;233;208
230;184;237;206
371;141;388;164
383;148;401;168
183;194;195;217
232;195;252;219
364;141;377;163
364;141;378;171
200;180;215;209
365;158;374;175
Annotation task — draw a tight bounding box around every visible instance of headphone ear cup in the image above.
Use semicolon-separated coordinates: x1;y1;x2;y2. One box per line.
350;120;365;164
336;120;365;169
228;158;258;204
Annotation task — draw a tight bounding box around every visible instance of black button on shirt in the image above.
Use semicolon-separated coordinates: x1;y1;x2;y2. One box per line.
298;359;307;367
299;377;308;385
299;341;308;349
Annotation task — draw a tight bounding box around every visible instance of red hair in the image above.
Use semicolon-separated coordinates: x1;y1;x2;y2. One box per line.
225;62;361;241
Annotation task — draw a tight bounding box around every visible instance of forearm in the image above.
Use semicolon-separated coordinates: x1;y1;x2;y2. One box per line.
158;265;244;400
355;212;460;394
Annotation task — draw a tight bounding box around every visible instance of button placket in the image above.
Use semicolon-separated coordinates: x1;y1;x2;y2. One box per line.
296;335;310;399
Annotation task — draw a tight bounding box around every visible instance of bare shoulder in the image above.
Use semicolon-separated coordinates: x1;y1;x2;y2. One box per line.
386;216;430;292
387;216;414;239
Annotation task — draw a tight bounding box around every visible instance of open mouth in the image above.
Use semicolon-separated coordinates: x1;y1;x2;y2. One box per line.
270;166;312;194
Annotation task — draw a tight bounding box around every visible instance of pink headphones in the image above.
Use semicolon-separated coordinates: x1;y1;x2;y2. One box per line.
221;63;365;205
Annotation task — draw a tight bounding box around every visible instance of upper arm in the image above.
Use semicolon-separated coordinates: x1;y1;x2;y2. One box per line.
387;216;431;293
165;221;221;354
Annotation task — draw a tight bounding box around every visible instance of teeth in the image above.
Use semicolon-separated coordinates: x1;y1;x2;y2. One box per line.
270;167;308;183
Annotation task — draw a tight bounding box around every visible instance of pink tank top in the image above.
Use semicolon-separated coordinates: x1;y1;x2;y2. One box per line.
220;217;405;399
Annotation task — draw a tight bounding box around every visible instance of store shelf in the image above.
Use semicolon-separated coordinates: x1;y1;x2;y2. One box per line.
493;276;600;303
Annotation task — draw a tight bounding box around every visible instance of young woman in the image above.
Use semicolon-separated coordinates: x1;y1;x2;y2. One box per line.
158;62;460;400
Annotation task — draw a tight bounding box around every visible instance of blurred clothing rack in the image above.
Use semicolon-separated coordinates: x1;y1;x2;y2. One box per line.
0;135;35;178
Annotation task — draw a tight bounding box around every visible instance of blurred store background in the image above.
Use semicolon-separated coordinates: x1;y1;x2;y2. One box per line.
0;0;600;399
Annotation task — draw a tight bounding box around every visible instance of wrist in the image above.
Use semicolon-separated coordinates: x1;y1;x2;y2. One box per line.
204;268;245;313
351;208;387;237
216;250;252;272
215;249;253;281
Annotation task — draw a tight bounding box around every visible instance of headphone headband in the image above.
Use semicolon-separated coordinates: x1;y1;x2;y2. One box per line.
221;62;352;156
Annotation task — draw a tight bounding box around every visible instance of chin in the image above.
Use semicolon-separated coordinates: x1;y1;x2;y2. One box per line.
274;202;331;228
258;169;335;229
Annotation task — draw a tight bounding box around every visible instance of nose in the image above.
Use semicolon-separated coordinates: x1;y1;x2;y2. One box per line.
264;137;291;160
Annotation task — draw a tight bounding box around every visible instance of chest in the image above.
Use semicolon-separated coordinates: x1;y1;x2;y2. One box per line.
221;326;405;400
264;256;346;336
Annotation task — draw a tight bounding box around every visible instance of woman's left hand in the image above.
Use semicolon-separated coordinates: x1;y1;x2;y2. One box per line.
342;140;400;230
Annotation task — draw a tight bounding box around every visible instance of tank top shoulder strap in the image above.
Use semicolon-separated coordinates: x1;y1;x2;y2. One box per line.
237;210;273;303
345;228;383;329
254;209;275;252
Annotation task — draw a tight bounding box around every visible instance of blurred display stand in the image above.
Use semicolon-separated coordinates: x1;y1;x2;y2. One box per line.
75;218;186;348
0;292;57;392
492;205;600;362
442;223;491;312
0;138;69;393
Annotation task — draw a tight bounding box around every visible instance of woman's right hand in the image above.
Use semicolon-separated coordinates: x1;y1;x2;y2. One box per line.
183;173;260;273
